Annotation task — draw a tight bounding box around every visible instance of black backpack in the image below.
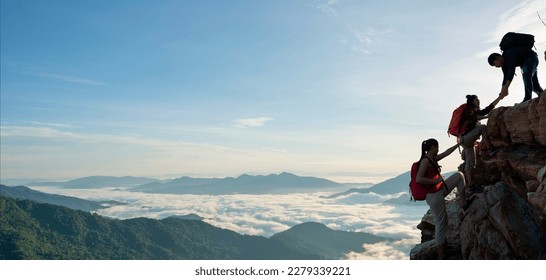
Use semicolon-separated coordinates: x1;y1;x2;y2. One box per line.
499;32;535;51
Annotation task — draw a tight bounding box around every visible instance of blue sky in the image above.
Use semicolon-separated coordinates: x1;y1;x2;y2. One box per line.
1;0;545;182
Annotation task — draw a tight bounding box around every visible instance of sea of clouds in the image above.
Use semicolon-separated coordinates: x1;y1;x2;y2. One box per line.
29;186;429;260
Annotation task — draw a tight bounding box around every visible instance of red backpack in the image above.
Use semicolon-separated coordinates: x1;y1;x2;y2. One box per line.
409;161;428;201
408;157;444;201
447;103;468;137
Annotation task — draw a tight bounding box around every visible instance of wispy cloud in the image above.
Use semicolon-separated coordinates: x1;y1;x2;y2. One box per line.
309;0;340;17
480;0;546;56
346;27;393;55
21;121;78;129
497;0;545;33
0;123;297;179
309;1;392;55
232;117;273;128
0;124;243;152
0;125;87;140
17;70;106;86
36;72;106;86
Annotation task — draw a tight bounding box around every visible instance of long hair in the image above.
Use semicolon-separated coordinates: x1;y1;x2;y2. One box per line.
421;138;438;159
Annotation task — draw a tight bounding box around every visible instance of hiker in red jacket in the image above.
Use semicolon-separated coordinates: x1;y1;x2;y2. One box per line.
416;138;467;260
458;94;503;191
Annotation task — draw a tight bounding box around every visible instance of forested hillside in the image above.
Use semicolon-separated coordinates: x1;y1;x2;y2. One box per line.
0;196;321;259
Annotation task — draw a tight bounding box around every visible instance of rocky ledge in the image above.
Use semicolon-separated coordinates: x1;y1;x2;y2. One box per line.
410;94;546;260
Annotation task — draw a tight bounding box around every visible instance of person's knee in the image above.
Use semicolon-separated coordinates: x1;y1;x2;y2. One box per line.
456;171;465;181
456;171;466;188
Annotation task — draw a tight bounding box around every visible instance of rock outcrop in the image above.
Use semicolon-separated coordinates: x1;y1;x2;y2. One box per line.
410;94;546;260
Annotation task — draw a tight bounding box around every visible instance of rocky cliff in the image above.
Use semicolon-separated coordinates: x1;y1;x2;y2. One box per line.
410;93;546;260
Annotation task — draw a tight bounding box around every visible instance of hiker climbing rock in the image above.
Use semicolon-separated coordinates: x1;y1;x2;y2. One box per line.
415;138;468;260
455;94;503;193
488;32;544;102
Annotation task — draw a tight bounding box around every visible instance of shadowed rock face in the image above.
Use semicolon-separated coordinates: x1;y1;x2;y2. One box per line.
411;94;546;260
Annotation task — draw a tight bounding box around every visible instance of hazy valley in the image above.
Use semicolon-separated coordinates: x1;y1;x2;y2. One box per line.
1;172;428;259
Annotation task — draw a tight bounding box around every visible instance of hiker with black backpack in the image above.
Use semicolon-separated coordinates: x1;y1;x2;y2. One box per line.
415;138;468;260
488;32;544;103
456;94;503;192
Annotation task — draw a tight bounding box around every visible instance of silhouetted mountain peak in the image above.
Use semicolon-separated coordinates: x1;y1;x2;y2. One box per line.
132;172;344;195
271;221;391;259
166;214;204;221
0;184;125;211
29;176;159;189
287;222;329;233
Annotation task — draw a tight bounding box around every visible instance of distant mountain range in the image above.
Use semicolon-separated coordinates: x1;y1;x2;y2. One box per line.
7;169;441;205
130;172;345;194
326;171;454;205
28;176;160;189
26;173;345;194
327;172;410;198
0;185;127;211
0;196;389;260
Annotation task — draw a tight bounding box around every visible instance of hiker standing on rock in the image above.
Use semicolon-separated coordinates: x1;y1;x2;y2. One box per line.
458;94;503;192
416;138;467;260
488;48;544;103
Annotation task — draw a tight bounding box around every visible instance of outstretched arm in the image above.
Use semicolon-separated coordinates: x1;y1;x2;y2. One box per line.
500;81;511;98
435;143;459;161
478;94;504;118
491;94;503;107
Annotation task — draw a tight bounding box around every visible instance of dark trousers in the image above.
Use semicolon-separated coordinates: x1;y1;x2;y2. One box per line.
521;53;543;101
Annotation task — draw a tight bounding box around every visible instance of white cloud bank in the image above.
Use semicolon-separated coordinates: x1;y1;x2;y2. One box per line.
30;186;429;260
